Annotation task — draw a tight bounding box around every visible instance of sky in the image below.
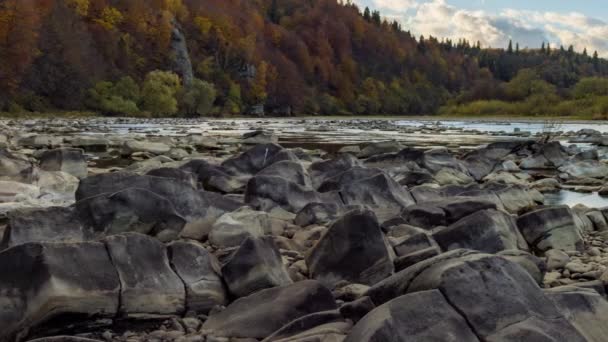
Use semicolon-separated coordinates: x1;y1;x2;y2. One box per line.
352;0;608;56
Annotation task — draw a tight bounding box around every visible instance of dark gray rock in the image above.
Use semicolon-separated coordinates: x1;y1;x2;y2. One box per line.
546;287;608;342
317;166;383;193
309;154;361;189
517;206;584;252
180;159;246;193
294;202;342;227
167;241;226;314
339;297;376;324
257;160;312;187
0;242;120;341
391;227;436;256
245;175;321;213
1;207;91;250
368;251;585;341
221;236;292;298
202;280;337;339
339;173;415;220
345;290;480;342
498;249;546;285
400;204;446;229
433;209;528;253
306;209;393;287
394;247;441;272
262;310;345;342
38;148;87;179
222;143;284;175
104;233;185;316
146;167;197;188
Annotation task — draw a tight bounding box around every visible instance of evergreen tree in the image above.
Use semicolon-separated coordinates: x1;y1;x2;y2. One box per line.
507;40;513;54
363;7;371;21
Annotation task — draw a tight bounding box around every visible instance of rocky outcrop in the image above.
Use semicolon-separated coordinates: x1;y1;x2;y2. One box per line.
517;206;584;252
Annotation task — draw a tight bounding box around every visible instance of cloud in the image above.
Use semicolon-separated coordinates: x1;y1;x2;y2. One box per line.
354;0;608;56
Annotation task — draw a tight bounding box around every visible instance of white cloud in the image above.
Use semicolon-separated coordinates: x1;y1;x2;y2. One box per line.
354;0;608;56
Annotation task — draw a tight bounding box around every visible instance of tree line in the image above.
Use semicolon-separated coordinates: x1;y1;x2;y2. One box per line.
1;0;607;118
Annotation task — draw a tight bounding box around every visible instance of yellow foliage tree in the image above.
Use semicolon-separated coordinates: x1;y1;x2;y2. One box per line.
95;7;124;30
66;0;89;17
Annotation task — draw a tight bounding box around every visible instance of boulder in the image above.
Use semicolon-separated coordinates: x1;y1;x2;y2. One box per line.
1;207;90;250
390;227;436;257
546;287;608;342
517;206;584;252
122;140;171;155
245;175;321;213
38;148;87;179
433;167;474;185
104;233;185;316
76;188;186;240
433;209;528;253
257;160;312;187
0;180;40;203
208;207;271;248
262;311;350;342
146;168;197;188
559;160;608;179
167;241;226;314
295;202;343;227
358;141;403;158
422;148;469;174
18;135;63;148
222;236;292;297
345;290;480;342
498;249;546;284
317;167;383;193
309;154;361;189
400;204;446;229
419;197;497;224
339;173;415;220
180;160;246;193
202;280;337;339
0;149;38;183
586;210;608;231
222;143;284;175
367;251;586;341
70;136;109;152
0;242;120;340
306;209;394;287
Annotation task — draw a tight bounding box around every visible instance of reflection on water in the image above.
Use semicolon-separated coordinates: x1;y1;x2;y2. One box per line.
544;190;608;208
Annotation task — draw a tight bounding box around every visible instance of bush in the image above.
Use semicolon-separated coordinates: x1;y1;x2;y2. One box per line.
179;78;217;116
87;77;140;116
141;70;181;116
573;77;608;99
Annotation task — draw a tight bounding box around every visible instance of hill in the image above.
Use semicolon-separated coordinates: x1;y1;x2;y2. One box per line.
1;0;608;117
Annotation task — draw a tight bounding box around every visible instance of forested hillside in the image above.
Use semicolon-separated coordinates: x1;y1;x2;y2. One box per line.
1;0;608;117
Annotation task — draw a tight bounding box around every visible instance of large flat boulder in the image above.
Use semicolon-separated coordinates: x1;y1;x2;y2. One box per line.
0;242;120;340
517;206;584;252
433;209;528;253
202;280;337;339
104;233;185;316
257;160;312;187
222;143;284;175
367;251;585;341
306;209;394;287
1;207;91;250
345;290;480;342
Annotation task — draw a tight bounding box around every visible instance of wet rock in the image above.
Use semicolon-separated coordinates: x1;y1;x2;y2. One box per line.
39;148;87;179
0;242;120;340
167;241;227;314
345;290;479;342
517;206;584;252
306;209;394;287
222;236;292;298
105;233;185;316
202;280;337;339
433;209;527;253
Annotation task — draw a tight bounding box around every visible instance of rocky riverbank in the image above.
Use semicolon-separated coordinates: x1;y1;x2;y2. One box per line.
1;118;608;341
